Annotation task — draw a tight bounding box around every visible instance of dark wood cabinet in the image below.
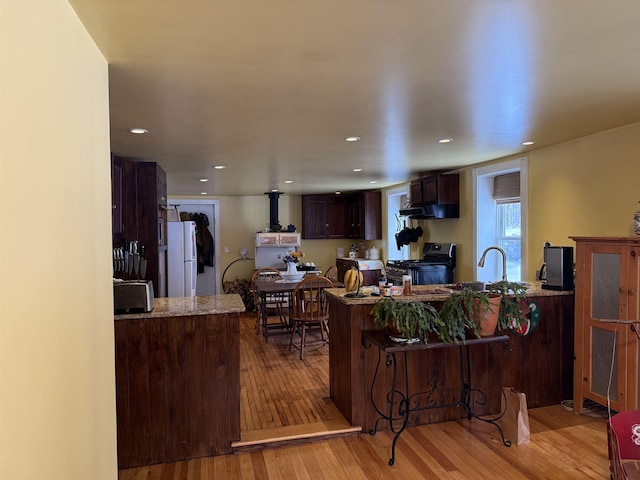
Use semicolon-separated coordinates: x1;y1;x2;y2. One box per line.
112;157;167;296
302;194;348;239
302;191;381;240
136;162;168;296
347;191;381;240
410;173;459;206
111;155;124;236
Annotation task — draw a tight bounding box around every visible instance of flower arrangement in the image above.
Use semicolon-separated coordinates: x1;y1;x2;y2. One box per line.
283;250;304;263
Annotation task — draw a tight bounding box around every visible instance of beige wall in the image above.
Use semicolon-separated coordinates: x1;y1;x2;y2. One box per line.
0;1;117;479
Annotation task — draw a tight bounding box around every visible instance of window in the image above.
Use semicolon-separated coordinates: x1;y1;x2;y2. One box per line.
473;158;527;282
497;200;521;280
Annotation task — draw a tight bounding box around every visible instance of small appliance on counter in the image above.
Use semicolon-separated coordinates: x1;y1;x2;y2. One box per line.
114;279;154;314
541;245;574;291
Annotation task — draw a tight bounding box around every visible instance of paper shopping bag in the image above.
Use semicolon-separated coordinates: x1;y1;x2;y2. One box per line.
498;386;530;445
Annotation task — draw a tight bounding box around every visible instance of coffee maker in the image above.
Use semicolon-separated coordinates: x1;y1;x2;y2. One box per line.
541;245;574;291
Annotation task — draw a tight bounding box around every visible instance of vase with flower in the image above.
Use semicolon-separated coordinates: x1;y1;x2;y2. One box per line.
283;250;304;274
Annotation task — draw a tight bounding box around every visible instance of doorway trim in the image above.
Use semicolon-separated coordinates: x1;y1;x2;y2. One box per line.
167;198;221;294
386;185;410;260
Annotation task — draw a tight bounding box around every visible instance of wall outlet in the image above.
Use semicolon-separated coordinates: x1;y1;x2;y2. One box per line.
224;246;229;253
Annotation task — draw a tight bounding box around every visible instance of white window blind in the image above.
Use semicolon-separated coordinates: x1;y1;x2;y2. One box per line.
493;172;520;200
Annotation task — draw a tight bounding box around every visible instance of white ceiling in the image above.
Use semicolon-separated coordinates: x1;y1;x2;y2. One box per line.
69;0;640;197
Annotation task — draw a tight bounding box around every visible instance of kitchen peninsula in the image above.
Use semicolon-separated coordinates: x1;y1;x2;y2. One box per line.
114;295;245;469
326;283;574;432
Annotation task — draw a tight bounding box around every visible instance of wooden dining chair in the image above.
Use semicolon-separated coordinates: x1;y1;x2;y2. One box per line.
288;276;333;360
251;267;288;335
324;265;338;282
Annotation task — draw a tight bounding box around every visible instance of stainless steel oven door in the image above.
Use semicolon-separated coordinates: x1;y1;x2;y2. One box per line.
410;265;453;285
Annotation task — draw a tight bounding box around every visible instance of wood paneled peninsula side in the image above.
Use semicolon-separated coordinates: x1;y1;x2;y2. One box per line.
326;282;574;432
114;295;245;469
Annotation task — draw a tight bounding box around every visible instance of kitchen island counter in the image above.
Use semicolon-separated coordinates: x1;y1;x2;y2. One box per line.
114;294;244;469
326;282;574;431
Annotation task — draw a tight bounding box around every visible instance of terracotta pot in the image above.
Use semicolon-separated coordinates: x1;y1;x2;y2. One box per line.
472;294;502;336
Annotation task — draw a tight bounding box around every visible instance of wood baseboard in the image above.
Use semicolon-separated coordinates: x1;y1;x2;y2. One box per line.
232;420;361;452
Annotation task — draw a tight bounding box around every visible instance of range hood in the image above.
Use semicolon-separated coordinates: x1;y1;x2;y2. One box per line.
399;203;459;219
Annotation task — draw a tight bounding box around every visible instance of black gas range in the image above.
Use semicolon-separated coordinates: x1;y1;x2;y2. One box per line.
386;242;456;286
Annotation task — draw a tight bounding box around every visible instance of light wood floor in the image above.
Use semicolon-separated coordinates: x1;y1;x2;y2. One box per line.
119;312;612;479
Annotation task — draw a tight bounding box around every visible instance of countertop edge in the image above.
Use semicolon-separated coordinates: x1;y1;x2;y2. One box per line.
326;280;573;305
114;294;246;320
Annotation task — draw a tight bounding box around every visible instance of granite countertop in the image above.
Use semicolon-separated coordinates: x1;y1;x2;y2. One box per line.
114;294;246;320
326;280;573;305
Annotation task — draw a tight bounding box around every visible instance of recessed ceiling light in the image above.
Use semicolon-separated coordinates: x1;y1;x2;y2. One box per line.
353;168;363;172
370;181;377;184
344;136;360;142
213;165;226;169
200;178;209;182
284;180;293;184
200;192;207;195
521;141;535;146
128;128;148;134
271;189;279;192
438;138;453;144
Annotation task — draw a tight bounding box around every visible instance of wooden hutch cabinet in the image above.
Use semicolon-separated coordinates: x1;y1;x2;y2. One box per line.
572;236;640;413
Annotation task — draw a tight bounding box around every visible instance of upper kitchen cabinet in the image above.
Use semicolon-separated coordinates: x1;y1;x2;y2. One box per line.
347;191;382;240
408;173;460;219
111;155;137;241
302;194;348;239
302;191;381;240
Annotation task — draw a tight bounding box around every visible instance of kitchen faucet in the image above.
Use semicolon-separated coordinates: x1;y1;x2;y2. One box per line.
478;246;507;281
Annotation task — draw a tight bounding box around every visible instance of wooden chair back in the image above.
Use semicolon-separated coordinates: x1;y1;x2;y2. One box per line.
291;276;333;322
324;265;338;282
251;267;281;303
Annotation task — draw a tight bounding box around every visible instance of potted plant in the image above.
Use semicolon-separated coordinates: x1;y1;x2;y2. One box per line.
438;288;503;341
371;296;444;343
486;280;530;331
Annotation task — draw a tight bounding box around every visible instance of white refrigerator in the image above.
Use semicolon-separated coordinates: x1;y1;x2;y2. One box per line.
168;221;197;297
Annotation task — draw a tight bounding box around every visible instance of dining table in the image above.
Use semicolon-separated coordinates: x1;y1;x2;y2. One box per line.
253;274;342;342
253;276;301;342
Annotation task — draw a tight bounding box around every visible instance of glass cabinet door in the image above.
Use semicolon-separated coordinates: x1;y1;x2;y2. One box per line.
586;248;627;411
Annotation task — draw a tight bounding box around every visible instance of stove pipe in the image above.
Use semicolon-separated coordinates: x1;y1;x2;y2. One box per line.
265;192;282;231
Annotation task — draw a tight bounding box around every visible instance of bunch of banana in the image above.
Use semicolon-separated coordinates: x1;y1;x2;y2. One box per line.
344;267;363;292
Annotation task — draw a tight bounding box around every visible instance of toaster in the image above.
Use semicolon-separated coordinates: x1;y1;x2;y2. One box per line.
114;280;154;314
